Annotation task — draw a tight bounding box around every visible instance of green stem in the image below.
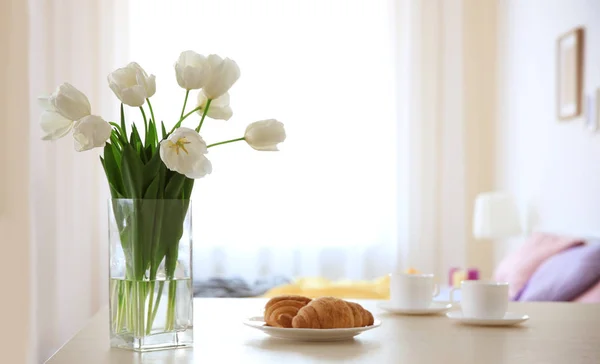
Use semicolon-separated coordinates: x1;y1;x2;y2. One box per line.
139;107;148;131
181;106;202;126
120;103;128;145
170;106;203;134
139;107;148;146
150;281;165;328
135;282;145;337
126;281;133;331
145;281;155;335
115;280;124;332
195;99;212;132
147;98;156;124
180;90;190;120
165;281;177;331
147;98;158;145
207;137;245;148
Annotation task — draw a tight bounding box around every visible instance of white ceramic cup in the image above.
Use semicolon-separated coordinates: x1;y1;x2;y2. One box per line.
450;280;509;319
390;273;440;309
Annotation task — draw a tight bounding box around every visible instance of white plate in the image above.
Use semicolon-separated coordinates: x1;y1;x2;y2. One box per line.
243;316;382;341
377;302;452;315
446;311;529;326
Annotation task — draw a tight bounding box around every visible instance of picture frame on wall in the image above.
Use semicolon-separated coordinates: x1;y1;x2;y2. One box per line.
557;27;584;120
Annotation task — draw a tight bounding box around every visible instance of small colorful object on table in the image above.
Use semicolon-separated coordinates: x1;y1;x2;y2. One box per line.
450;268;480;287
449;267;461;285
467;268;480;280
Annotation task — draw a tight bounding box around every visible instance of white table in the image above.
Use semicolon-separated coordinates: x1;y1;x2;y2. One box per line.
47;298;600;364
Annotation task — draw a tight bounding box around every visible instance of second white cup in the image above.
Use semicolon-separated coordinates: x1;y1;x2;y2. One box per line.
450;280;509;319
390;273;439;309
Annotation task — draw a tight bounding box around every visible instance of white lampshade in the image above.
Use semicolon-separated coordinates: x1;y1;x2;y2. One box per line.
473;192;522;239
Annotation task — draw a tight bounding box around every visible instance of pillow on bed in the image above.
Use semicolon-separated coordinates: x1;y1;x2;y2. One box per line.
518;243;600;301
574;279;600;303
494;232;584;299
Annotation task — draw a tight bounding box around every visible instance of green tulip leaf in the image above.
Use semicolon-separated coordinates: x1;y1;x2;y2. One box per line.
103;142;124;196
121;144;144;198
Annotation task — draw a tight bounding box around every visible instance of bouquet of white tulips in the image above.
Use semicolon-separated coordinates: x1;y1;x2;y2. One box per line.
39;50;285;345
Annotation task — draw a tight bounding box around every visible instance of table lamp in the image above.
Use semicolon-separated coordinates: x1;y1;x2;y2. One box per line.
445;192;523;287
473;192;522;239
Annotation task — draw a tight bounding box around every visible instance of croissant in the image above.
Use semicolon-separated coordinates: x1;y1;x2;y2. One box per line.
264;295;312;328
292;297;374;329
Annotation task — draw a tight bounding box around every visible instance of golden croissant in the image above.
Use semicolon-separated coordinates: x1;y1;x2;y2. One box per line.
264;295;312;328
292;297;374;329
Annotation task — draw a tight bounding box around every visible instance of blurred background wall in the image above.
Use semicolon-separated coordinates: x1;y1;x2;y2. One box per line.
495;0;600;260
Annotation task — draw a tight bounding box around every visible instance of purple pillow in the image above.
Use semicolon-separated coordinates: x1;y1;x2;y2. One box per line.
518;243;600;302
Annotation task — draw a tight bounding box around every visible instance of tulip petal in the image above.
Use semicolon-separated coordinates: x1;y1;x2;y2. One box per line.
202;56;240;99
159;139;179;172
128;62;146;76
208;92;230;108
206;54;223;69
197;91;233;120
120;85;147;107
185;155;213;179
197;91;208;110
180;50;203;65
72;115;112;152
175;51;209;90
146;74;156;98
40;111;74;140
209;106;233;121
50;83;91;120
108;68;135;86
108;81;123;101
38;96;53;111
174;63;186;89
108;63;153;106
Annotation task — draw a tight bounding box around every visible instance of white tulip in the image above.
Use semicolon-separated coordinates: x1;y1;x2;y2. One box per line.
48;83;91;121
202;54;240;100
175;51;210;90
108;62;156;107
197;91;233;120
244;119;286;151
159;127;212;179
38;83;91;140
72;115;112;152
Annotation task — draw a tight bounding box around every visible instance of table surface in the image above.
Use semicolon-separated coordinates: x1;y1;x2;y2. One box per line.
47;298;600;364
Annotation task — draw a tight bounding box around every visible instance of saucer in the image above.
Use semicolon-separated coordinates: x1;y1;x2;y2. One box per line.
446;311;529;326
377;302;452;315
243;316;382;341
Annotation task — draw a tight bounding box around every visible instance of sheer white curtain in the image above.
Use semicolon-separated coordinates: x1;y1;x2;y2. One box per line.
129;0;398;281
394;0;498;280
28;0;129;361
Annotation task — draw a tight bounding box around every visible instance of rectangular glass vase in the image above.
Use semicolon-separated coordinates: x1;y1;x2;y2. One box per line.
108;199;193;351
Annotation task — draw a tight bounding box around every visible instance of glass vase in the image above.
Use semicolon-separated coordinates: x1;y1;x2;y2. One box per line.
108;199;193;351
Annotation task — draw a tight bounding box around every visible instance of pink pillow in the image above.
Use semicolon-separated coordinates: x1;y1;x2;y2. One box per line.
574;279;600;303
494;232;584;299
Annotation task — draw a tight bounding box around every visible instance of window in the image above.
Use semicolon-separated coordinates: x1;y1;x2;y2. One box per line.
129;0;397;281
